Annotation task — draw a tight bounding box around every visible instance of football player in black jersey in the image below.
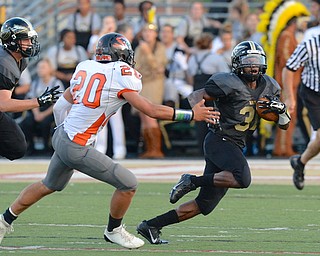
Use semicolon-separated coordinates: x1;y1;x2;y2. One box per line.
137;41;291;245
0;17;61;160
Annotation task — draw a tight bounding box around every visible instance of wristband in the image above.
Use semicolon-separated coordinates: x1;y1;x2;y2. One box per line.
172;108;194;121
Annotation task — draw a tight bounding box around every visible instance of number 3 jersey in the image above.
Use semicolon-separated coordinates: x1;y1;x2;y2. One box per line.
64;60;142;146
204;72;281;148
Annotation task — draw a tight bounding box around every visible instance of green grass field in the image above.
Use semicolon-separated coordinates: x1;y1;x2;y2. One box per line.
1;182;320;255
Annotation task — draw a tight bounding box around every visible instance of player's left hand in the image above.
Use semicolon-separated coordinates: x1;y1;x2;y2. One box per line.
192;99;220;124
257;95;286;114
37;86;63;107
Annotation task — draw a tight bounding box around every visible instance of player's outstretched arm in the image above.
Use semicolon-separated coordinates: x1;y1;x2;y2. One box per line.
123;91;218;123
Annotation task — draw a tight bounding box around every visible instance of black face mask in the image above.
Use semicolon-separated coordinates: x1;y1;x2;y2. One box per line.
240;72;260;82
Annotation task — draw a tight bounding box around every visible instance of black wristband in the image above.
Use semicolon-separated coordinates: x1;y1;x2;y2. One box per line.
172;108;176;121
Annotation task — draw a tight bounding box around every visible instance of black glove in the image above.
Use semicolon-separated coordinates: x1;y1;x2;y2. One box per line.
257;95;286;114
37;86;63;107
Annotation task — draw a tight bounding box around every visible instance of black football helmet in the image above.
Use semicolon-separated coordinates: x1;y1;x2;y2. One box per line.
231;41;267;82
0;17;40;57
95;33;135;67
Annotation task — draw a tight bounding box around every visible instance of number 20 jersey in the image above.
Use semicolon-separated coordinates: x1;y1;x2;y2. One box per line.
64;60;142;146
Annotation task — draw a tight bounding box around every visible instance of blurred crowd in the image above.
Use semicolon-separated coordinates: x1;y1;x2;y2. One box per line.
6;0;320;159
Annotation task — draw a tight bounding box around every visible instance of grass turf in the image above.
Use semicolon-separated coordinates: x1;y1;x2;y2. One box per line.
0;182;320;255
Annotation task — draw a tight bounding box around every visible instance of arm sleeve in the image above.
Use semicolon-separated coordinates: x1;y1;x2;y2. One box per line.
204;78;227;98
53;95;72;126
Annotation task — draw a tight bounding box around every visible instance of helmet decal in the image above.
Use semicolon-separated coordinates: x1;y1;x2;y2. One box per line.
114;36;128;49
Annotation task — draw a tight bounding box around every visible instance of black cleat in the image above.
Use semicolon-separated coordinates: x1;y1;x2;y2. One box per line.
137;220;168;244
169;174;196;204
290;155;305;190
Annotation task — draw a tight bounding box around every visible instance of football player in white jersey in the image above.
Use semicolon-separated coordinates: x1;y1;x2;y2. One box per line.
0;33;219;249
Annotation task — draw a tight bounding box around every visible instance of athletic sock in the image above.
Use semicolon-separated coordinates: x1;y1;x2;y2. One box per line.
3;208;17;225
297;156;305;167
107;214;122;232
146;210;179;228
190;173;214;187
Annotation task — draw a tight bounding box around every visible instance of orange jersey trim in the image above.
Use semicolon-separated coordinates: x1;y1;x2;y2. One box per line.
72;113;107;146
117;88;138;99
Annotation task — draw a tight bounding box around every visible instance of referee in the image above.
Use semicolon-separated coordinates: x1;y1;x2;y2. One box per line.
283;34;320;190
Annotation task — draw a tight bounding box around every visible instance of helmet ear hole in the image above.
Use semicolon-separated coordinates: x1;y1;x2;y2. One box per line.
0;31;11;41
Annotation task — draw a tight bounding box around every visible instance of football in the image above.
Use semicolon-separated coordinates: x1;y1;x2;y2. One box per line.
256;97;279;122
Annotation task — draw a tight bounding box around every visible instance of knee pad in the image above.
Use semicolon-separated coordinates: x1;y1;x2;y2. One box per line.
235;166;251;188
113;163;138;191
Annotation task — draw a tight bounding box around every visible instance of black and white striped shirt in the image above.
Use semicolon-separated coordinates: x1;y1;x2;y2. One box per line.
286;35;320;92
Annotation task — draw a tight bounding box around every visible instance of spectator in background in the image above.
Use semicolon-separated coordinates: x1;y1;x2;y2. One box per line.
160;24;192;107
226;5;245;43
134;23;167;158
230;0;249;18
242;12;262;43
11;68;31;122
46;29;88;89
213;22;235;70
113;0;130;26
273;17;300;157
132;0;159;49
176;2;221;55
66;0;101;50
87;15;117;59
19;58;64;155
187;32;230;155
12;68;31;102
307;0;320;28
117;23;134;43
209;0;231;24
296;16;310;43
304;0;320;40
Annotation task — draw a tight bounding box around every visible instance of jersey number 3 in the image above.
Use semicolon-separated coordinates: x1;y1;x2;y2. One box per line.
235;105;258;131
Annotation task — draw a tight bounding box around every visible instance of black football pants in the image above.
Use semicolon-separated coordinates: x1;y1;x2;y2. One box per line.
0;112;27;160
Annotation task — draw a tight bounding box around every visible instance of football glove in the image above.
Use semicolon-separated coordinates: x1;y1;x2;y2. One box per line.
257;95;286;114
37;86;63;107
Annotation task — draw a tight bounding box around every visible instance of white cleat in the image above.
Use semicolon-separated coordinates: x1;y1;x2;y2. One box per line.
104;224;144;249
0;214;14;244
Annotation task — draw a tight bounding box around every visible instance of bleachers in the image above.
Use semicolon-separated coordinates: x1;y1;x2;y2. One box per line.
2;0;266;78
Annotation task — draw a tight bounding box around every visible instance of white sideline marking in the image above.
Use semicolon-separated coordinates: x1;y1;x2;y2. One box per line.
1;158;320;183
